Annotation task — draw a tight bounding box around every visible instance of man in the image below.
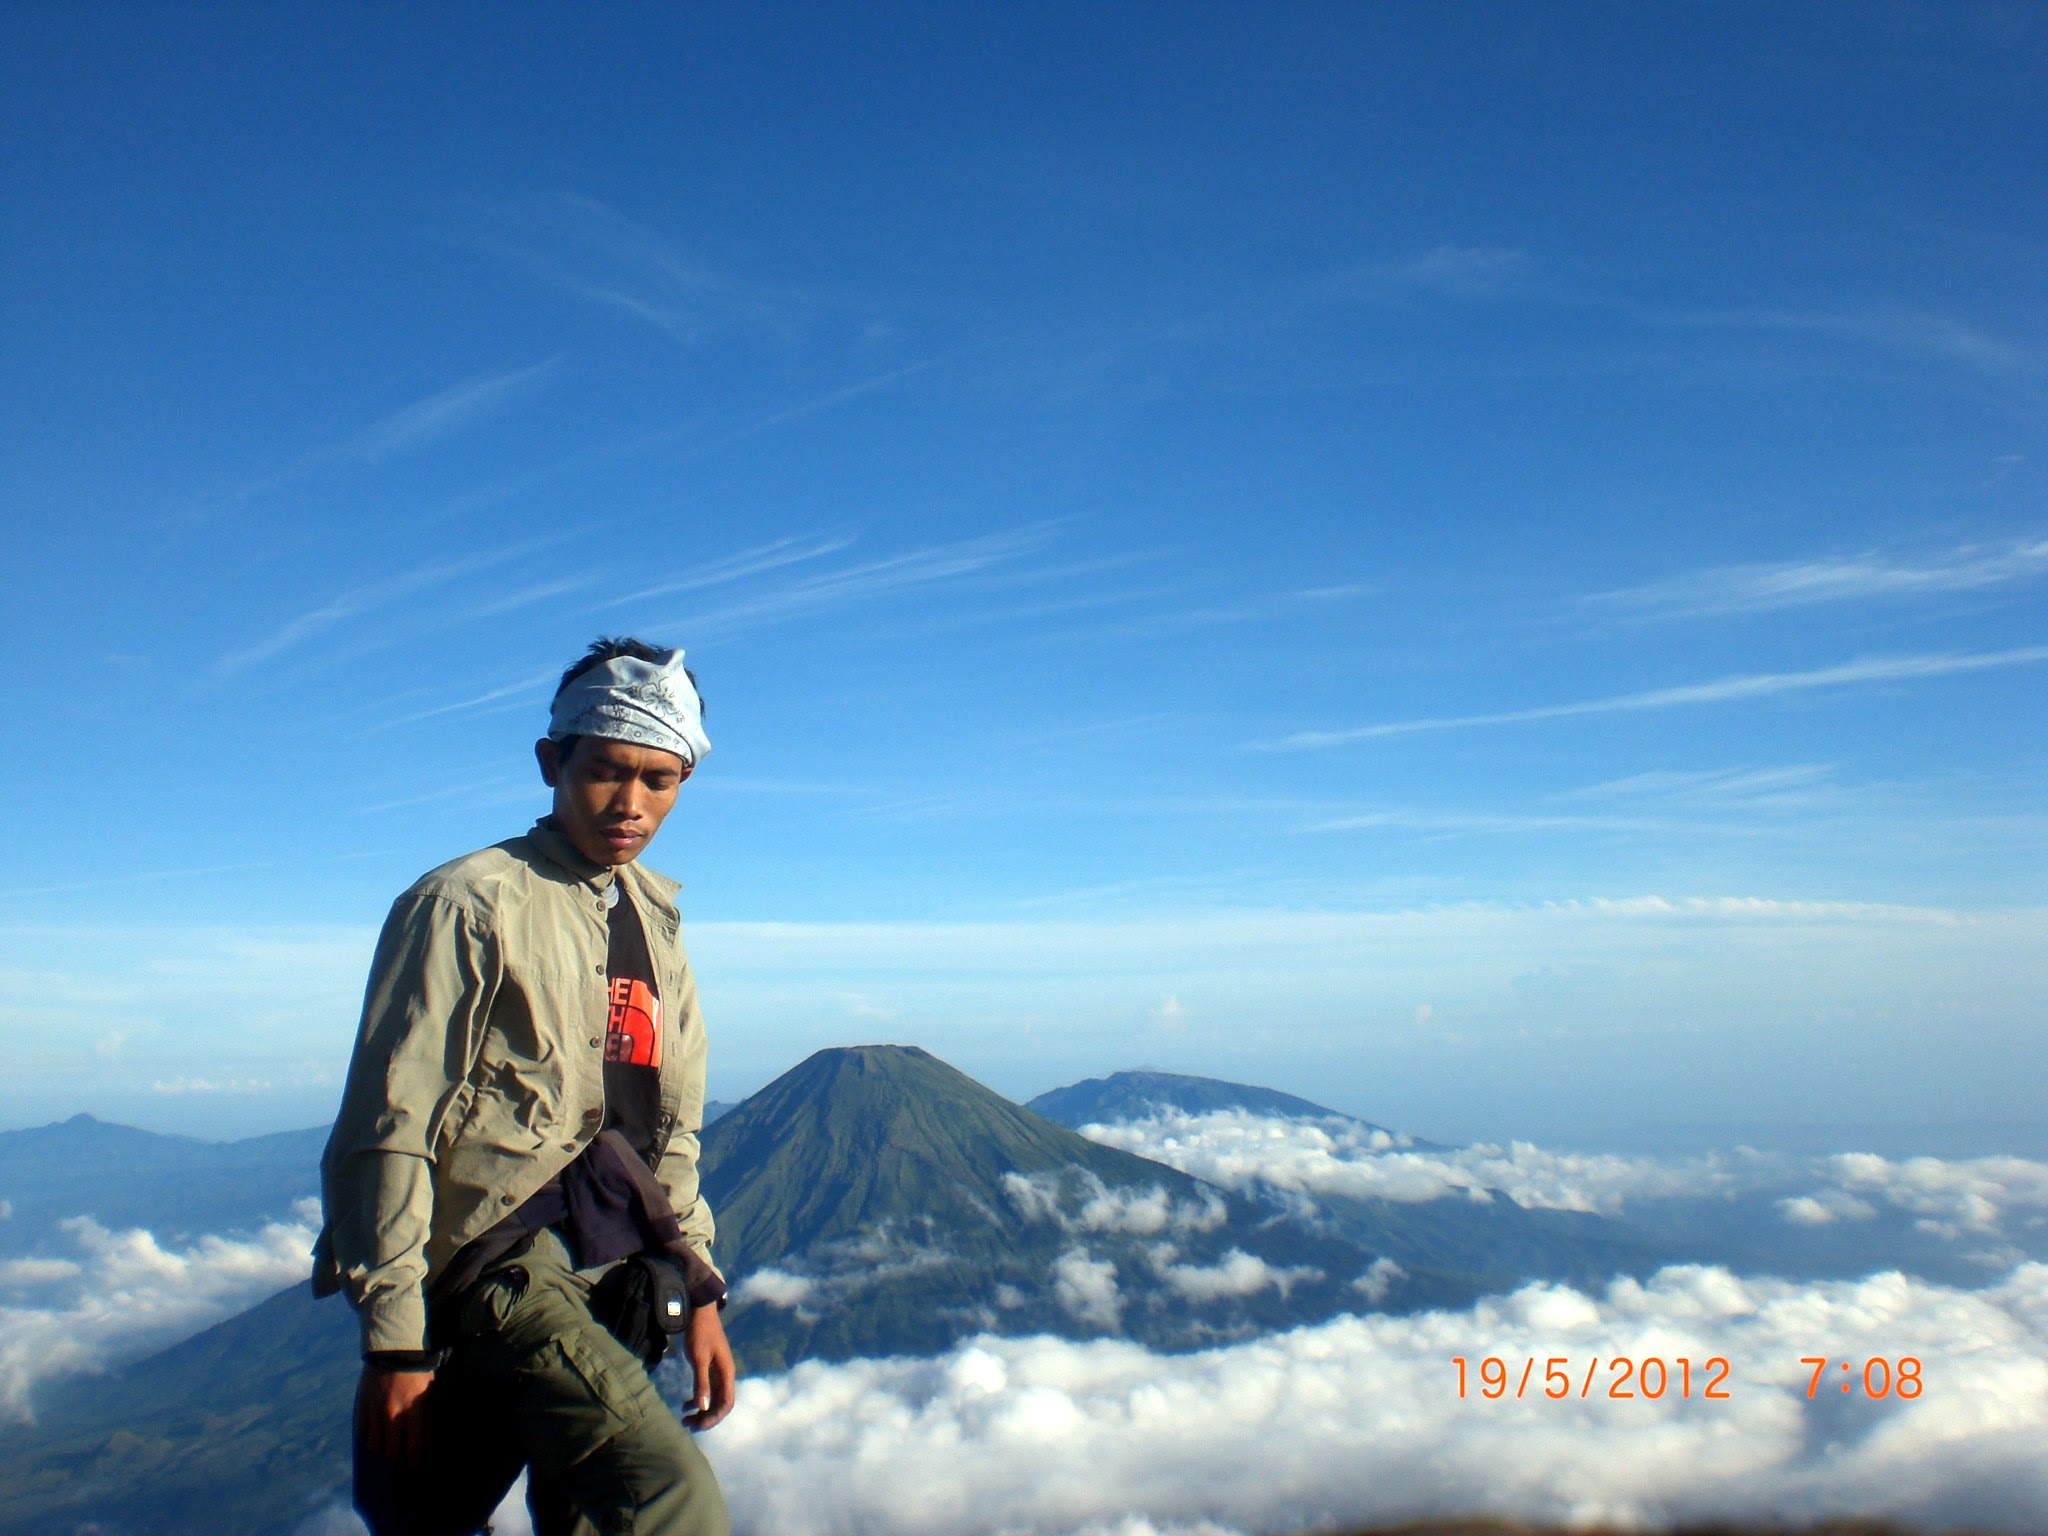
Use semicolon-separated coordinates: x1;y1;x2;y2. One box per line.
315;637;734;1536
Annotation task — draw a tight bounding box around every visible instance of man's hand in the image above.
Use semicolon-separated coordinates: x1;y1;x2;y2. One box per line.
354;1364;435;1467
681;1303;736;1430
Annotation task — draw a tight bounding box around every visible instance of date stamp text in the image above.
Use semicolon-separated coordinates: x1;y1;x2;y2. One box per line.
1451;1355;1924;1401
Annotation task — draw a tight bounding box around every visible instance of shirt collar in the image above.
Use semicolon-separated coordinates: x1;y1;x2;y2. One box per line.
528;815;619;893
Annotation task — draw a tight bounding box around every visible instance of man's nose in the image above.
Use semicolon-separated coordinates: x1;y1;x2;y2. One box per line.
613;778;648;818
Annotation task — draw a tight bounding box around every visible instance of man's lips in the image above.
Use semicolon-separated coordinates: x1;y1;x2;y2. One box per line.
599;826;644;848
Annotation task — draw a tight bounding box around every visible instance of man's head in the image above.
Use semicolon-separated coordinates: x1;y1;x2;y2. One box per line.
535;637;709;867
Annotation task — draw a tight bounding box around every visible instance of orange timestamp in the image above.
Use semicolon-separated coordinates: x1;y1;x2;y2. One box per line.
1801;1357;1922;1398
1453;1355;1928;1401
1454;1355;1730;1400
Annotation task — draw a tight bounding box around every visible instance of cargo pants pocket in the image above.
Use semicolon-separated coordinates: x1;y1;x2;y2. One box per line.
519;1323;657;1472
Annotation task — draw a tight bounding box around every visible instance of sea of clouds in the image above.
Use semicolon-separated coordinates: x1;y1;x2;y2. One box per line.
10;1114;2048;1534
703;1262;2048;1536
411;1260;2048;1536
1078;1107;2048;1255
0;1200;319;1420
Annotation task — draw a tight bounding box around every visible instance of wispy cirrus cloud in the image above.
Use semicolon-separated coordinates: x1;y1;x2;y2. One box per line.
221;357;563;509
1250;645;2048;750
1261;248;2032;378
476;191;824;346
372;527;1054;730
1656;303;2038;374
1558;764;1841;810
612;533;856;606
1353;243;1534;301
346;356;563;463
1300;807;1671;837
1590;535;2048;617
355;535;855;725
368;664;564;731
1081;582;1373;640
216;542;549;675
453;573;604;623
654;525;1060;639
739;357;945;436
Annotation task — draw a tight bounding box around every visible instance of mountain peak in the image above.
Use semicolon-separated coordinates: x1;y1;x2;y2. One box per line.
701;1044;1188;1268
698;1043;1396;1370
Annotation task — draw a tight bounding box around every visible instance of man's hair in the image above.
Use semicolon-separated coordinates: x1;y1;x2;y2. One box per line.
549;636;703;764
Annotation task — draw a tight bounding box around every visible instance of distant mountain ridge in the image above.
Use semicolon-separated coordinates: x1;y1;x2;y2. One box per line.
0;1113;326;1256
1028;1068;1395;1133
1026;1067;1461;1153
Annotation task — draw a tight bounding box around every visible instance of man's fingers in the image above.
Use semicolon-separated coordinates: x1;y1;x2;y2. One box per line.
714;1348;736;1410
681;1304;734;1429
704;1360;736;1428
686;1339;737;1429
683;1358;721;1428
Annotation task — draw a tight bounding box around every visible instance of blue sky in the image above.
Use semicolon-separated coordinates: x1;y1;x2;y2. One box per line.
2;4;2043;1145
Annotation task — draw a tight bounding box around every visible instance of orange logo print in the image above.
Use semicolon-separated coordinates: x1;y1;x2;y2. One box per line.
605;978;662;1068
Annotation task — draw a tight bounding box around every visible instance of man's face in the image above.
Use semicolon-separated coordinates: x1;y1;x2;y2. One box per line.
534;735;689;867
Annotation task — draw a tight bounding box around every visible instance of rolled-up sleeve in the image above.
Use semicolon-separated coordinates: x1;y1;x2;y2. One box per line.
319;893;495;1353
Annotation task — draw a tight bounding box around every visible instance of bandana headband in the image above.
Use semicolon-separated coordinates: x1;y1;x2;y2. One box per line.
548;648;711;769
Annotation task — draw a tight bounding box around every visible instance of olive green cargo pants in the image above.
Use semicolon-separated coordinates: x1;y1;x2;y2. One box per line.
404;1231;728;1536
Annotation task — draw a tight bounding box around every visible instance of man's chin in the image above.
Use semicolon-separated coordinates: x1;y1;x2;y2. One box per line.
571;831;645;866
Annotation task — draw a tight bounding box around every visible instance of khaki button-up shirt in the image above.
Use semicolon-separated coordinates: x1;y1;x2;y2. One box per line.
314;818;717;1354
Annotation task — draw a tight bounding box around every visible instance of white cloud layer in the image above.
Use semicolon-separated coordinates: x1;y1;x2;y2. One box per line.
699;1263;2048;1536
0;1203;317;1421
1077;1108;1738;1215
1002;1169;1228;1236
1078;1109;2048;1253
722;1221;957;1325
1051;1248;1122;1328
1817;1153;2048;1241
1148;1246;1321;1302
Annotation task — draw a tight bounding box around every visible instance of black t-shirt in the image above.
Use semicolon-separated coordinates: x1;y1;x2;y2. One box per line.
601;884;664;1162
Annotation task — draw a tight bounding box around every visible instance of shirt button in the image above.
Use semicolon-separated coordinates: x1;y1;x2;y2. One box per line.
594;964;604;974
499;1194;515;1206
562;1142;577;1152
589;1036;602;1049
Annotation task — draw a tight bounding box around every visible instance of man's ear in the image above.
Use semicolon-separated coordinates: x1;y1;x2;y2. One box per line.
535;737;561;788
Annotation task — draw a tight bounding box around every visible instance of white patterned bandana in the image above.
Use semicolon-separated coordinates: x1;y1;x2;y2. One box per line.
548;648;711;769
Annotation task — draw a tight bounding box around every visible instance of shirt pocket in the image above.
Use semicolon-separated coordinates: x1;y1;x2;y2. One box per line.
464;962;589;1147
